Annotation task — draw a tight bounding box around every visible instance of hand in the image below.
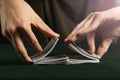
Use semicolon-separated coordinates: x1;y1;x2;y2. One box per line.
65;6;120;58
0;0;59;62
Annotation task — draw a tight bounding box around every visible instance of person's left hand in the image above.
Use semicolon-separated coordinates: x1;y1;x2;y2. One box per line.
65;6;120;58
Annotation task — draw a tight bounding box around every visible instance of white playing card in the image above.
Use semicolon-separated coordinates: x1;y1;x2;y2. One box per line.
31;38;59;63
31;38;100;65
34;55;69;64
66;59;100;64
68;42;100;60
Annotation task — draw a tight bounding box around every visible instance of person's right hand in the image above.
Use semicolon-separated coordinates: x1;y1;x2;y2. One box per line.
0;0;59;62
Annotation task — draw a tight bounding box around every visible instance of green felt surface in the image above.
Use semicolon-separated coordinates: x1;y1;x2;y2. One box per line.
0;42;120;80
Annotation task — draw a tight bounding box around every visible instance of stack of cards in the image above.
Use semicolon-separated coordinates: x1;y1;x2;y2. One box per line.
66;42;100;64
31;38;100;64
31;38;62;64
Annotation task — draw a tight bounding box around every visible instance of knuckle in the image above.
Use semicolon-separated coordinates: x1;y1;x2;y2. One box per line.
7;26;15;34
18;20;26;27
31;39;38;45
89;12;94;15
77;32;84;37
89;12;104;24
17;20;28;30
90;12;102;17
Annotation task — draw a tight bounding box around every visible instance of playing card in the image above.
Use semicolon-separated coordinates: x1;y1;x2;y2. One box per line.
34;54;69;64
31;38;100;65
31;38;59;63
68;42;100;60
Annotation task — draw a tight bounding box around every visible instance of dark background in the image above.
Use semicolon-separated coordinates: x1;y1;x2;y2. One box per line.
0;0;120;79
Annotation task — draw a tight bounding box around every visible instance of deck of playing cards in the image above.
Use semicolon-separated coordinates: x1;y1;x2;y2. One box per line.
31;38;100;64
66;42;100;64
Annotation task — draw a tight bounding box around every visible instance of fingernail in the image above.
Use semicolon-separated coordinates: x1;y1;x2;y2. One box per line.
97;55;101;59
64;38;68;42
55;33;60;37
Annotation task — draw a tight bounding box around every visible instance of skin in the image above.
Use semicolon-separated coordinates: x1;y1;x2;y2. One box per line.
0;0;59;62
65;6;120;58
0;0;120;62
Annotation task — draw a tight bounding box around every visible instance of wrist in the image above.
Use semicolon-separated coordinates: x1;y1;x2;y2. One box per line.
102;6;120;20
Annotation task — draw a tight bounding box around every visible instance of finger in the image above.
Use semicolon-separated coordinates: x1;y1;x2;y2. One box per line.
65;13;96;42
13;34;32;62
33;16;60;38
97;38;113;58
65;13;93;42
77;13;102;35
24;26;43;54
87;32;96;54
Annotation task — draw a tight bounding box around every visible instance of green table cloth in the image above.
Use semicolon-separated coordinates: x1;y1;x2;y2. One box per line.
0;42;120;80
